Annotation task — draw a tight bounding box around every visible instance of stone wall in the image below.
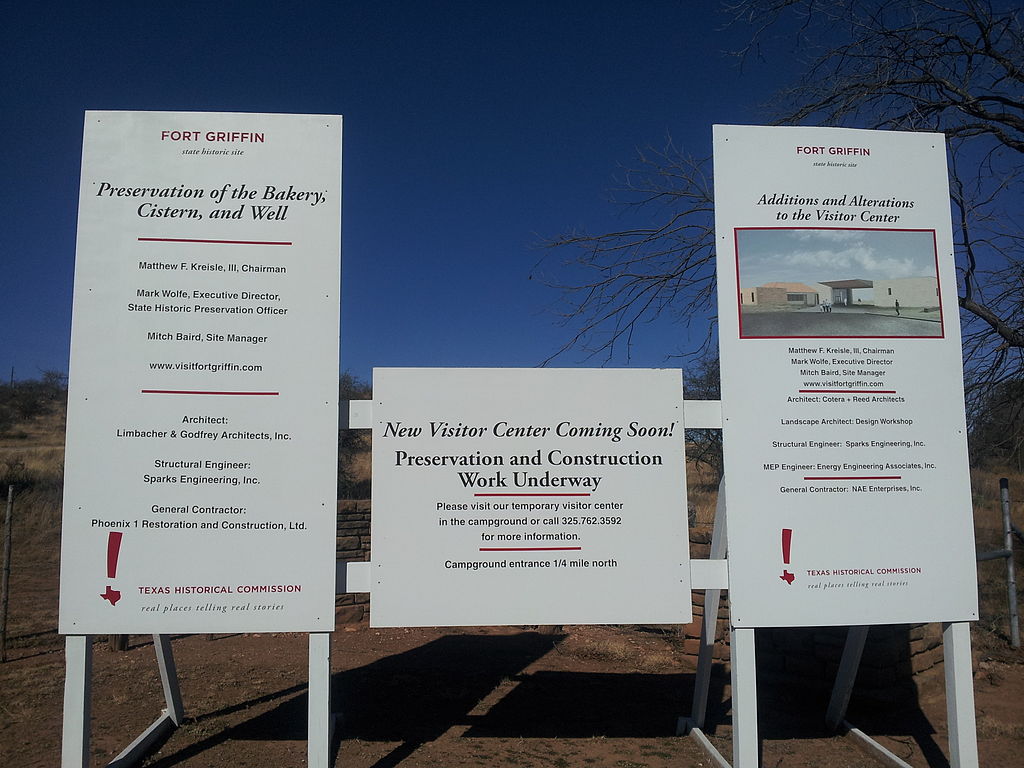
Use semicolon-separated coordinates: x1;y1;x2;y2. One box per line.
335;499;371;624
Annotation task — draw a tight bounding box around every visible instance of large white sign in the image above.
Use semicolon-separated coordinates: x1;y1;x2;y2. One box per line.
59;111;342;634
370;368;692;627
714;125;977;627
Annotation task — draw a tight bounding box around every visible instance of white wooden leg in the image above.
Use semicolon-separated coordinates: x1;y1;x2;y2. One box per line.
154;634;184;724
825;625;869;731
308;632;332;767
62;635;92;768
730;626;758;768
943;622;979;768
691;480;728;730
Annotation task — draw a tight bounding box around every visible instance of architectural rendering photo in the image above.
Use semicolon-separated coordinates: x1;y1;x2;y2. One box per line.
737;228;944;339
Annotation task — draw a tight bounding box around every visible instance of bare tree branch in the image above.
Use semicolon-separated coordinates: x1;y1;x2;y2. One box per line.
535;142;718;364
541;1;1023;420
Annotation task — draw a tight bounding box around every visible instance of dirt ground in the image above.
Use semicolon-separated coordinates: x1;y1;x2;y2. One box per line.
2;544;1023;768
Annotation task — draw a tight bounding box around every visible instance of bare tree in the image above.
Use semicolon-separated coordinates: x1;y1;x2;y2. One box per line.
684;353;724;482
969;378;1024;469
732;0;1024;406
536;141;717;364
540;1;1023;407
732;1;1023;147
339;372;372;499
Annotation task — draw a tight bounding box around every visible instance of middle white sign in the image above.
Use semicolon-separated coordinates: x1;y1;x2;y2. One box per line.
370;368;692;627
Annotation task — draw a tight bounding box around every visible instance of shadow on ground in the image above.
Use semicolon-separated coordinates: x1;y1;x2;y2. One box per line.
144;628;948;768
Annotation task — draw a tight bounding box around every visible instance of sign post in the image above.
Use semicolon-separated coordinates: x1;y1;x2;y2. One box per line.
708;124;979;766
60;110;342;766
370;367;692;627
714;125;977;628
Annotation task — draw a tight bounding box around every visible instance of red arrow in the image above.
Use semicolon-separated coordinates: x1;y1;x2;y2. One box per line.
101;586;121;605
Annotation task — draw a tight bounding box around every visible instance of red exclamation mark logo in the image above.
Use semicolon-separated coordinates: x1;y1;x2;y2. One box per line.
100;531;123;605
780;528;795;585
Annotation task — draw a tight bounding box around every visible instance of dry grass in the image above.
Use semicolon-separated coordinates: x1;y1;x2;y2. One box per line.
0;406;66;467
553;627;681;673
349;450;371;485
562;634;637;664
0;405;66;447
0;408;65;557
685;456;719;526
976;712;1024;740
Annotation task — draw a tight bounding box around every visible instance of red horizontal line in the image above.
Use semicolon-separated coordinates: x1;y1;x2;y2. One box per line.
803;475;901;480
138;237;292;245
141;390;279;396
798;389;897;394
473;493;590;497
735;227;935;233
479;547;583;552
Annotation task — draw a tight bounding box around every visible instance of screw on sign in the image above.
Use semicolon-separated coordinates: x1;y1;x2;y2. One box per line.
780;528;794;585
100;531;123;605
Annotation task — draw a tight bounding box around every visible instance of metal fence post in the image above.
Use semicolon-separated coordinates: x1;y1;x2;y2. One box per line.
1;484;13;662
1000;479;1020;649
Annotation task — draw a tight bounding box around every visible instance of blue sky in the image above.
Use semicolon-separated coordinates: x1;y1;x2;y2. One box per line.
2;1;800;384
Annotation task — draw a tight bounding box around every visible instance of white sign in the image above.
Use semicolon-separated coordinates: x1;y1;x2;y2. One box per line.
714;125;977;627
59;111;342;634
370;368;692;627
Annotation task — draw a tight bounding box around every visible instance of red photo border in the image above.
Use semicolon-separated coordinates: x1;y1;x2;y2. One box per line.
734;226;945;340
